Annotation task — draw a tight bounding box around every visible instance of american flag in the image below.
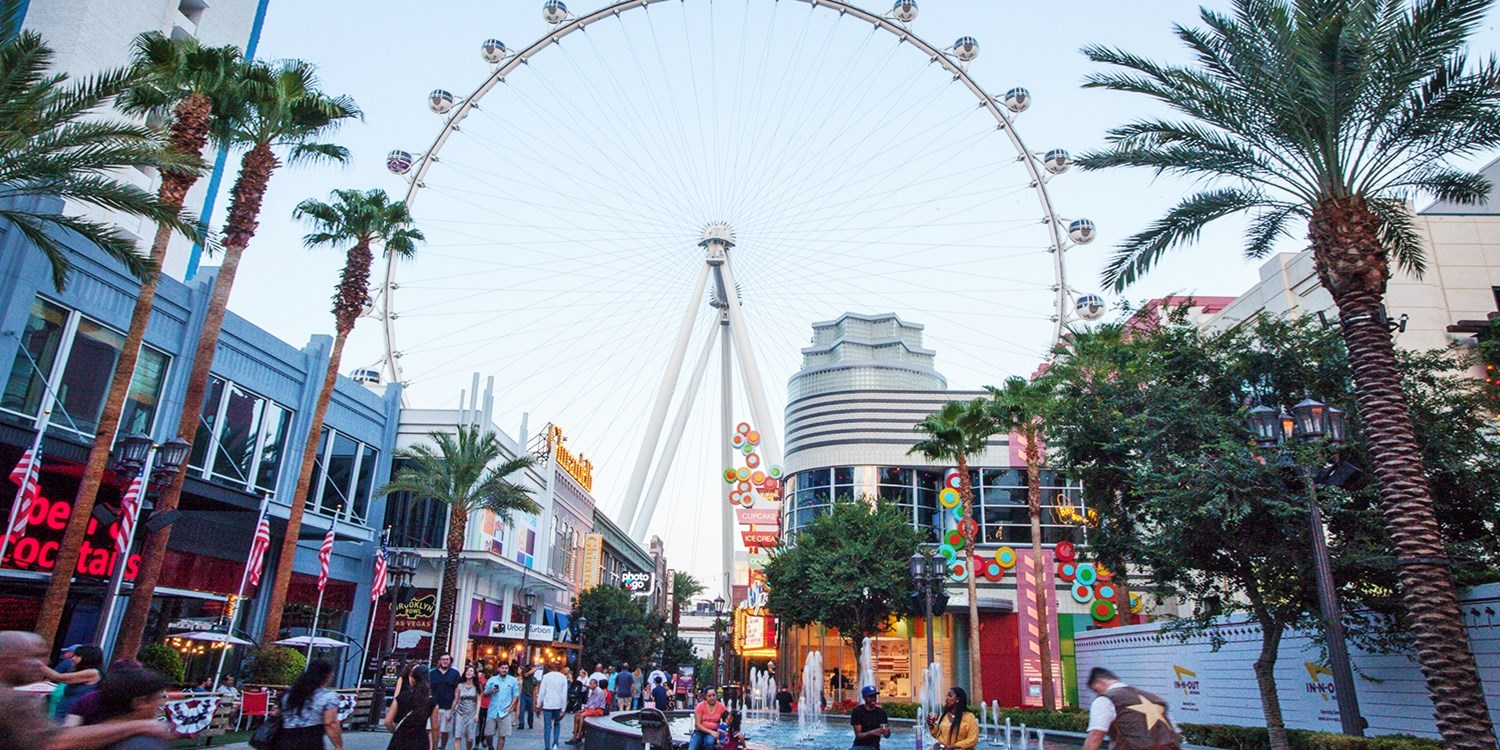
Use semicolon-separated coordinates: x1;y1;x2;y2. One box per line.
317;527;335;591
6;448;40;543
246;515;272;587
115;469;146;556
370;543;388;602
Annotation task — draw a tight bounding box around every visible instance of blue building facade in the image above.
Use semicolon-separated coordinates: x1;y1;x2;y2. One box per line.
0;196;400;685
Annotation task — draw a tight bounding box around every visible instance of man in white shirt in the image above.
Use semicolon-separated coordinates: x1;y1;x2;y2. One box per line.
588;664;607;688
647;664;668;692
1083;667;1179;750
536;663;571;750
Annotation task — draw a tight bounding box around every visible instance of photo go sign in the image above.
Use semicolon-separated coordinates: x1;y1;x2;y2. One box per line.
621;571;653;596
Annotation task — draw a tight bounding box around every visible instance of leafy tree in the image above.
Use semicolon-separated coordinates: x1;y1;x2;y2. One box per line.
985;376;1057;710
764;497;922;651
1075;3;1500;743
671;570;705;628
379;427;539;656
114;58;361;657
37;33;250;643
248;646;306;686
574;584;657;672
660;629;699;674
135;643;184;684
909;399;996;700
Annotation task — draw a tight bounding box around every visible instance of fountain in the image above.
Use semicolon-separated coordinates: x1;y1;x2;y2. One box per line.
858;637;875;693
915;661;944;750
798;651;825;738
744;667;777;714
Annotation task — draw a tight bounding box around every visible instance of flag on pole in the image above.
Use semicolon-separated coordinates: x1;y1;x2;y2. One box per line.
246;515;272;587
7;448;40;543
115;468;146;556
371;543;389;602
317;527;335;591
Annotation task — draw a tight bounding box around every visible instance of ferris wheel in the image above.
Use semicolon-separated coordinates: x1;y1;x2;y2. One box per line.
368;0;1104;568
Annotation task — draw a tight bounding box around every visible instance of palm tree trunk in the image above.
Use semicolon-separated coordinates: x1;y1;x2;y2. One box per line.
114;142;280;659
1250;613;1290;750
1310;197;1495;749
259;239;370;646
1024;431;1054;711
434;503;468;655
34;93;215;642
956;453;983;703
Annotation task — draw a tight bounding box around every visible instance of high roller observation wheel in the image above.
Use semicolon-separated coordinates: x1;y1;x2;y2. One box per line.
369;0;1100;390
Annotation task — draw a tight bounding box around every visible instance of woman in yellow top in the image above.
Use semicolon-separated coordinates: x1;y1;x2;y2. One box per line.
925;687;980;750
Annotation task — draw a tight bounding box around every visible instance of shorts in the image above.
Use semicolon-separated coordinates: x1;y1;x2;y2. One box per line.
487;715;515;737
580;708;604;719
439;708;455;732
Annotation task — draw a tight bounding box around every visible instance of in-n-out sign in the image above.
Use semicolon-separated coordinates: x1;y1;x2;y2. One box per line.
622;572;654;596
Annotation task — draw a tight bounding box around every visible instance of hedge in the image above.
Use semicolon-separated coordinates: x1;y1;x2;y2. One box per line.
136;644;184;684
249;646;306;686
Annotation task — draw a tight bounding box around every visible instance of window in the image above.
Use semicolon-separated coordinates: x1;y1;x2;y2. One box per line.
306;426;380;525
187;375;293;495
382;458;447;548
976;469;1085;545
1;297;169;439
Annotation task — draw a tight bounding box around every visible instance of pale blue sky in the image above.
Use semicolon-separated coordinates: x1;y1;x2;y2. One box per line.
190;0;1500;586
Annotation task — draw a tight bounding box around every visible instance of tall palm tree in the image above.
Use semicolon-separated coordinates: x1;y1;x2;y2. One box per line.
113;59;360;658
35;33;249;643
985;376;1057;710
1076;2;1497;744
0;10;200;290
909;398;996;703
671;570;705;629
379;427;540;655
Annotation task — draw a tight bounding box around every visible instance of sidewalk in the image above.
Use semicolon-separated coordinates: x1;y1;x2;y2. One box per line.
209;723;554;750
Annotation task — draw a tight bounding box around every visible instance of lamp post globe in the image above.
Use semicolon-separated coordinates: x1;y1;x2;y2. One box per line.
1292;397;1327;442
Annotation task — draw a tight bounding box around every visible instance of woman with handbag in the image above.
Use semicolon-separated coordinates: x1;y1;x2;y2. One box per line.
275;660;343;750
385;664;439;750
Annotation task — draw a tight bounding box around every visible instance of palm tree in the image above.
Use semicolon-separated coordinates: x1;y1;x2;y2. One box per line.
909;398;997;703
379;427;540;655
985;376;1057;710
113;59;360;658
0;10;201;290
34;33;249;643
671;570;705;629
1076;2;1497;744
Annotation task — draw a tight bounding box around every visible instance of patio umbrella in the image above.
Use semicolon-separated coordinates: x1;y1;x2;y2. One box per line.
169;631;256;646
272;635;350;649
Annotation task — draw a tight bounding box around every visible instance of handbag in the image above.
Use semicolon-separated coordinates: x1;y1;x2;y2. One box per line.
249;714;282;750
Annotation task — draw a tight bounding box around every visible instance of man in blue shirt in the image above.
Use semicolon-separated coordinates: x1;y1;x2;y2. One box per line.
430;653;462;750
483;662;521;750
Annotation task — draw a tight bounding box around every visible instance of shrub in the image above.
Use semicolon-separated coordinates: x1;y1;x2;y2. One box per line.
135;643;184;684
1177;724;1441;750
995;709;1090;733
249;646;306;686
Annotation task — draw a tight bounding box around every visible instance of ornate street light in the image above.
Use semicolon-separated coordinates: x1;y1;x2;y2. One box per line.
521;589;538;670
97;434;190;655
909;543;944;671
1291;398;1327;442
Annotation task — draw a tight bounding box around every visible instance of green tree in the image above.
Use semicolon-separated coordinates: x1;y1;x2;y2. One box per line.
763;497;922;651
909;399;996;700
113;58;360;658
1076;3;1500;743
37;32;249;643
984;376;1057;710
0;6;200;291
671;570;705;629
574;584;656;672
380;427;539;656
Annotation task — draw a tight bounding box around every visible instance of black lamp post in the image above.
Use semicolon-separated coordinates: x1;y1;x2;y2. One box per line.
711;596;727;690
96;434;190;656
520;589;538;670
1249;399;1363;736
575;615;588;671
909;543;945;672
369;547;421;724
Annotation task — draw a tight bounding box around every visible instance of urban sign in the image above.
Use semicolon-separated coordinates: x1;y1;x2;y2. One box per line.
621;571;654;596
489;621;556;641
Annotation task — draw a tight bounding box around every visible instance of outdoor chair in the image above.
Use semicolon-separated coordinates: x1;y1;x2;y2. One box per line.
236;690;270;732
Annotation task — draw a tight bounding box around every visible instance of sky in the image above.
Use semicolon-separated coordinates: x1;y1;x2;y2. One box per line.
190;0;1500;591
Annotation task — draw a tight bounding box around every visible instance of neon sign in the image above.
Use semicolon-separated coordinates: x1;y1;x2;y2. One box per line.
3;493;140;579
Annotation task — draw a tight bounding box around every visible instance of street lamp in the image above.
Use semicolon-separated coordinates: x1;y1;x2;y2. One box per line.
1248;398;1364;737
711;596;728;690
520;589;538;670
575;615;588;671
96;434;190;656
909;543;945;671
370;547;421;724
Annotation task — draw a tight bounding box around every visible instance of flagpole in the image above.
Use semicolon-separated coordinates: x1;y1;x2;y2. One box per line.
360;530;388;685
0;410;48;567
98;450;155;660
308;586;326;661
213;495;271;689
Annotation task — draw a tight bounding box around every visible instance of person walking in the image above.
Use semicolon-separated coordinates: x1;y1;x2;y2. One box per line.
686;687;726;750
386;665;439;750
430;654;462;750
0;632;172;750
612;664;634;713
518;665;537;730
631;667;643;710
1082;668;1180;750
452;666;481;750
275;659;344;750
93;668;173;750
476;667;491;750
536;663;570;750
649;676;669;713
483;662;520;750
925;687;978;750
850;685;891;750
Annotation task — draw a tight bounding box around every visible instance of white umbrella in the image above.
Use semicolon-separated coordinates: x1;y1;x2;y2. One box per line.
168;631;255;646
272;635;350;649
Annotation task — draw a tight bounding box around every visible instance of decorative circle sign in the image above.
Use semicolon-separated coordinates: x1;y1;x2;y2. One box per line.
948;561;968;581
957;518;978;539
736;467;750;481
746;453;761;468
1129;592;1143;614
1056;562;1077;582
723;469;737;484
1075;563;1098;586
937;544;958;562
938;487;961;508
1094;583;1117;601
995;546;1017;568
945;471;963;490
1091;600;1118;621
1071;582;1093;603
944;529;966;549
737;422;751;435
982;559;1004;581
1055;540;1075;563
747;431;761;445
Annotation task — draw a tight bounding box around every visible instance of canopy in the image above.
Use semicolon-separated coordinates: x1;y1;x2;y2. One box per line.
168;631;255;646
273;635;350;649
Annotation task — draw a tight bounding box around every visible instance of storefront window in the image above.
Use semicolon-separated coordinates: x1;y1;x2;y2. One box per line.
255;403;290;492
188;375;295;498
188;378;226;471
54;319;123;436
318;431;358;517
212;383;264;484
1;298;68;420
351;444;378;522
119;348;169;436
309;427;379;526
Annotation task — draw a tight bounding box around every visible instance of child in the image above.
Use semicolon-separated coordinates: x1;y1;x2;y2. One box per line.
718;709;744;750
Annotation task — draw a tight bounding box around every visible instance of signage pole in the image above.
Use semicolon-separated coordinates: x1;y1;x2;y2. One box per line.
213;496;270;689
0;411;47;567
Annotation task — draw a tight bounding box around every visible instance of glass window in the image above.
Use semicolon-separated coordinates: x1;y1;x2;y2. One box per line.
188;377;227;471
255;403;290;491
53;318;123;436
118;348;168;436
2;298;67;419
212;383;264;484
318;431;358;517
351;443;378;522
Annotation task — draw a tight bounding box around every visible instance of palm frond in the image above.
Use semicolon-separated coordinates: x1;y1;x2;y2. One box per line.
1365;197;1427;277
1244;202;1307;259
1103;188;1266;291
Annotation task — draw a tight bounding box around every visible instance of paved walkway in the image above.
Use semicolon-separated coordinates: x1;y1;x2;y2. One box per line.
211;725;555;750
